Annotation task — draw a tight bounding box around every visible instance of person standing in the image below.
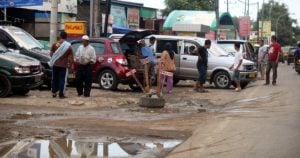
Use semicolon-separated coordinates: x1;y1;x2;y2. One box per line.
195;40;211;92
148;36;156;52
49;31;73;99
229;43;243;92
75;35;96;97
257;39;268;80
265;35;282;86
160;43;176;94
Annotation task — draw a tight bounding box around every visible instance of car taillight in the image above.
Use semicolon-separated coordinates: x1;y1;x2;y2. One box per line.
115;56;128;66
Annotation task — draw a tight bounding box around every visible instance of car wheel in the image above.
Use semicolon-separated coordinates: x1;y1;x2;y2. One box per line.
98;70;118;90
0;74;12;97
12;89;30;95
213;71;231;89
129;83;142;91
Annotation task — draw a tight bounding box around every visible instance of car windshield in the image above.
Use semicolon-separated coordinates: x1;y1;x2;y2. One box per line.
196;39;228;56
217;43;238;55
0;43;7;52
6;28;44;50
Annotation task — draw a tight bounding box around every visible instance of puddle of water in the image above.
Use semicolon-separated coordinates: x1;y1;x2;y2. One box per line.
1;138;182;158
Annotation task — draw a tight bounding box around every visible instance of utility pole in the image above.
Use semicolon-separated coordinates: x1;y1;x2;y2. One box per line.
50;0;58;46
226;0;229;13
93;0;100;37
89;0;93;37
244;0;247;16
4;8;7;21
261;0;264;38
257;2;260;42
247;0;250;16
104;0;111;37
215;0;219;40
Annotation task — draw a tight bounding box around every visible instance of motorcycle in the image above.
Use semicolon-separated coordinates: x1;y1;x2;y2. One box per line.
295;59;300;74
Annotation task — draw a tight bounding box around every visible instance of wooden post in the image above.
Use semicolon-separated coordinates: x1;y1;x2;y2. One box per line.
156;60;162;97
144;63;150;93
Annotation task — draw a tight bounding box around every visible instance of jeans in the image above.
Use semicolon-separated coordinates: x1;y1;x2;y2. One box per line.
51;66;67;97
266;60;278;84
160;74;173;92
76;64;93;97
233;70;240;81
197;64;207;84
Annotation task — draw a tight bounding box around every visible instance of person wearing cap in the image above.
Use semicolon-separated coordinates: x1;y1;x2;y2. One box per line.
75;35;96;97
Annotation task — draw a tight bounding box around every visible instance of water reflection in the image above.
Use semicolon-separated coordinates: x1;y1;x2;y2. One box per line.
1;138;181;158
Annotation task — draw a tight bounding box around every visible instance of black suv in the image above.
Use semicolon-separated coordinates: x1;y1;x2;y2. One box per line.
0;26;51;87
0;43;43;97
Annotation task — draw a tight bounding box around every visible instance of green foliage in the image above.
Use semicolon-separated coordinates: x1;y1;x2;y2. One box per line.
163;0;215;16
259;0;297;45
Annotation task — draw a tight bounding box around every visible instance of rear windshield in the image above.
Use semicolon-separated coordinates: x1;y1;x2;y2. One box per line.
111;43;122;54
71;41;106;55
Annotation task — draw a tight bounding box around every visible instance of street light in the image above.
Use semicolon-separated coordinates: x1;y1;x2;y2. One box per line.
276;13;294;37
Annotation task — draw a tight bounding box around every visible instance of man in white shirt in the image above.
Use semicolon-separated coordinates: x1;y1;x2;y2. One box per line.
229;43;243;92
257;39;268;80
75;35;96;97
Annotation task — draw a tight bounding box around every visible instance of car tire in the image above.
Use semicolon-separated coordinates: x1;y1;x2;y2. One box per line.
213;71;231;89
98;69;118;90
0;74;12;97
12;89;30;96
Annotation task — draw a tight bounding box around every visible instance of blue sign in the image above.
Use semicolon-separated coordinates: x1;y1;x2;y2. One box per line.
0;0;43;8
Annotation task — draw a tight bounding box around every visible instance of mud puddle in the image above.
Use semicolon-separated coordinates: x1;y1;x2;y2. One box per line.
0;137;182;158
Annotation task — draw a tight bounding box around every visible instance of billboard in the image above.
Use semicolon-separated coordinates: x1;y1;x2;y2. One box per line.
0;0;43;8
259;20;272;38
111;5;128;28
127;8;139;30
238;16;251;37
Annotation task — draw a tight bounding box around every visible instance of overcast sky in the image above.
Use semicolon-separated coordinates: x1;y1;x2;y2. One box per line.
122;0;300;24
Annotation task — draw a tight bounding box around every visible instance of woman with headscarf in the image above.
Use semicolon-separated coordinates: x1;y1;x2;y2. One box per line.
160;42;176;93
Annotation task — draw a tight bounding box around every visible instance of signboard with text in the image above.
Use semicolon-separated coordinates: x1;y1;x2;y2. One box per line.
127;8;139;30
259;20;272;38
238;16;251;37
64;21;86;35
0;0;43;8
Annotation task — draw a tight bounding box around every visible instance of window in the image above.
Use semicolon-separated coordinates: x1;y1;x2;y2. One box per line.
90;42;105;55
184;41;197;56
110;43;122;54
156;40;179;54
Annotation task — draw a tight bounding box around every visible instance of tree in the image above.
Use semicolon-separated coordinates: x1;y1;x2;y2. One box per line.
163;0;215;16
258;0;296;45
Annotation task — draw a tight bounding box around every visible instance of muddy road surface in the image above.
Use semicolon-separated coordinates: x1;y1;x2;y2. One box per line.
0;64;299;157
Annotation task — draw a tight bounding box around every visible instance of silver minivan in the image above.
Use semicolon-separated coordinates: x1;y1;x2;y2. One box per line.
110;33;257;89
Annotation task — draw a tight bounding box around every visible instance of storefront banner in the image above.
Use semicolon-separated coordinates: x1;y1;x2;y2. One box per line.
0;0;43;8
111;5;128;28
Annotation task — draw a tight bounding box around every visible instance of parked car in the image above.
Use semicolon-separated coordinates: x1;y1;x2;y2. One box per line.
0;26;51;87
287;47;296;65
217;40;256;62
111;32;258;89
69;37;144;90
0;43;43;97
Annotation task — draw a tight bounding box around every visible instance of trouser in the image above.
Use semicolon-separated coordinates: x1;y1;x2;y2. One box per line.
76;64;93;97
197;64;207;84
160;73;173;92
266;60;278;84
51;66;67;97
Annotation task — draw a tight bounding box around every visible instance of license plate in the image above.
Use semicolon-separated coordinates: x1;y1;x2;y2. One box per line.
68;73;75;79
35;75;41;82
248;72;256;78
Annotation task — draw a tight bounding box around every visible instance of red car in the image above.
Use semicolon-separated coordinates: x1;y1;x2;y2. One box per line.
69;38;138;90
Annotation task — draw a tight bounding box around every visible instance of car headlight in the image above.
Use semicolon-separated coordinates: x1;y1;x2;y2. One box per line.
14;66;31;74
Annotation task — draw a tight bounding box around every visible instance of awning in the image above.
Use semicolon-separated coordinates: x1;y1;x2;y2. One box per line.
112;24;132;34
140;7;156;19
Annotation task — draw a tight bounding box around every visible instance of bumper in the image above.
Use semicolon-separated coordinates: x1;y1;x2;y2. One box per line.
295;64;300;72
234;71;258;82
9;73;44;89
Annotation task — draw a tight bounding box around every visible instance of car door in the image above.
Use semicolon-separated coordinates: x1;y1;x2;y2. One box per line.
179;40;200;79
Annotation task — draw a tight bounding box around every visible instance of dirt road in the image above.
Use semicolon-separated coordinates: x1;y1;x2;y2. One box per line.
167;64;300;158
0;63;299;157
